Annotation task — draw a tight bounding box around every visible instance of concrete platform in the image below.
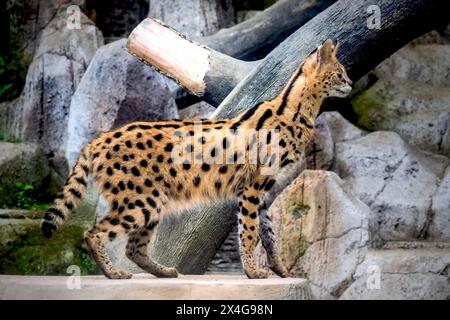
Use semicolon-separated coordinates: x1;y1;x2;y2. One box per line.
0;274;312;300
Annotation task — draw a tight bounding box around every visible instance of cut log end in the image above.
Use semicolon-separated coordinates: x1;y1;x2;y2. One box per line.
126;18;211;95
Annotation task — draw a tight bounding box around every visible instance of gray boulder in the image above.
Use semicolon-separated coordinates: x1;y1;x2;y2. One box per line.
352;78;450;157
340;248;450;300
256;170;370;299
306;111;366;170
65;38;178;167
310;112;450;245
178;102;216;119
5;0;86;60
375;44;450;86
0;142;50;205
334;131;449;245
0;9;103;177
352;43;450;157
149;0;235;38
428;167;450;241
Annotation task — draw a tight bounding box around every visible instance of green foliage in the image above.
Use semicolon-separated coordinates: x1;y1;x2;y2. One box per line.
0;130;20;142
0;50;29;102
0;222;99;275
0;182;50;210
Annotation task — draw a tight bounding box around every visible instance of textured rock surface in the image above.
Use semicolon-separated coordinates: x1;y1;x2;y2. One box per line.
352;43;450;157
352;79;450;157
375;44;450;86
0;9;103;178
0;210;96;275
65;38;178;167
178;102;216;119
0;142;50;204
306;111;366;170
340;249;450;300
256;170;370;299
4;0;86;59
0;274;312;300
205;106;450;299
334;131;449;245
428;166;450;241
149;0;235;37
307;112;450;245
87;0;149;40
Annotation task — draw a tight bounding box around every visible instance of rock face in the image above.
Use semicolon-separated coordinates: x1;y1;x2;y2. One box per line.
178;102;216;119
256;170;370;299
87;0;149;41
0;9;103;178
149;0;235;37
308;112;450;246
0;209;97;275
375;44;450;86
334;131;448;245
256;111;450;299
429;167;450;241
306;111;366;170
65;38;178;167
352;43;450;157
0;142;50;205
341;248;450;300
4;0;86;60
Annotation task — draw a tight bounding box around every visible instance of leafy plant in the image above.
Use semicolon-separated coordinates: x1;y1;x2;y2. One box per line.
0;130;20;142
0;182;50;210
0;48;29;102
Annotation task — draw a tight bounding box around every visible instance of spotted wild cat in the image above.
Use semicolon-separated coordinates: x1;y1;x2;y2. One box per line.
41;39;352;279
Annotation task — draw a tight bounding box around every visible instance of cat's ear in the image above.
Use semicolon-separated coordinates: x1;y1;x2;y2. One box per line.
333;41;340;55
316;46;322;65
316;39;334;66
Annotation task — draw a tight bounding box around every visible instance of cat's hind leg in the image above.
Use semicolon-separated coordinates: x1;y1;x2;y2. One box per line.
84;219;133;279
125;213;178;278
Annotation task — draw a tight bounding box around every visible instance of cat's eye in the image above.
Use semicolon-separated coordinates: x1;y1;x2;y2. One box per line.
337;73;345;81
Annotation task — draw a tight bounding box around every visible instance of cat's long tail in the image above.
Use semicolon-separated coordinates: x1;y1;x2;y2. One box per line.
41;145;92;237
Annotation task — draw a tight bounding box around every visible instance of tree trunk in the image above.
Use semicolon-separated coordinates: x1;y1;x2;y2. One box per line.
200;0;337;60
213;0;450;119
127;0;336;106
127;18;257;99
143;0;450;274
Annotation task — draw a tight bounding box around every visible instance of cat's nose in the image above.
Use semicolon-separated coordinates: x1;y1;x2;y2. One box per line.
347;79;353;86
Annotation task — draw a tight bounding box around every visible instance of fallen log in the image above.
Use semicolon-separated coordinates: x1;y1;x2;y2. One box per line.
131;0;450;274
127;0;336;106
127;18;257;106
214;0;450;119
200;0;337;60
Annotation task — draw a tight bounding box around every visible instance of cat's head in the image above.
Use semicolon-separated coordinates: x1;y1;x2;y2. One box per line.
303;39;353;98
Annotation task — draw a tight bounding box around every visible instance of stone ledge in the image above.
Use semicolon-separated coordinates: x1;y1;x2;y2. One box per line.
0;274;312;300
